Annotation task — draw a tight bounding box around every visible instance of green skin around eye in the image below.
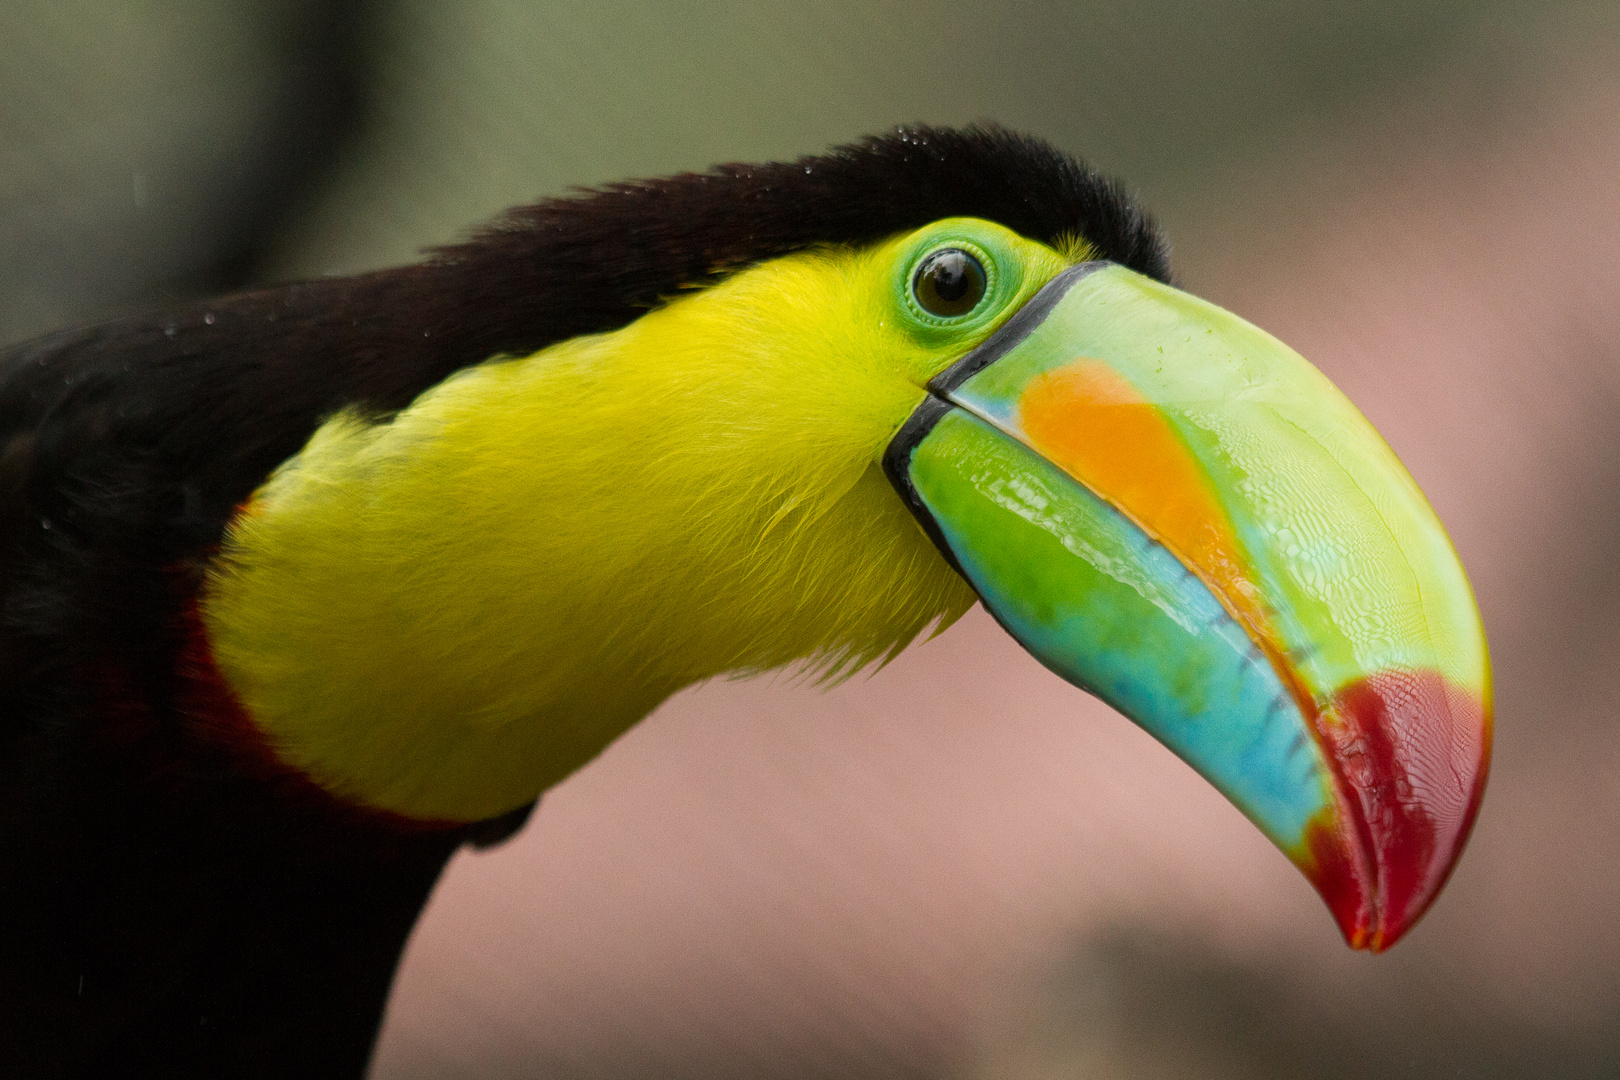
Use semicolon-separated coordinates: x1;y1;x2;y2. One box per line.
892;228;1034;336
872;219;1074;393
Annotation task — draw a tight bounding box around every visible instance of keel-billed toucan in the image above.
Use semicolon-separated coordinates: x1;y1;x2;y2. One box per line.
0;127;1489;1077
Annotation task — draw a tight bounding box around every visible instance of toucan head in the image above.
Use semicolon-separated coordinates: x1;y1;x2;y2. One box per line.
204;128;1490;952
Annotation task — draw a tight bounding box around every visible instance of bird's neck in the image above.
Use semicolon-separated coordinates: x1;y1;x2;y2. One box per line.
199;278;973;822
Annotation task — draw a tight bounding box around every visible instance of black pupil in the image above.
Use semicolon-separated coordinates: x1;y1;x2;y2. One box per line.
914;248;986;317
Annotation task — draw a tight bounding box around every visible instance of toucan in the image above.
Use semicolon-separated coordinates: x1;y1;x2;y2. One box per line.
0;127;1490;1078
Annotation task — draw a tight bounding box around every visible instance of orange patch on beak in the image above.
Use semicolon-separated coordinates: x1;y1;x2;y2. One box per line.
1017;361;1271;645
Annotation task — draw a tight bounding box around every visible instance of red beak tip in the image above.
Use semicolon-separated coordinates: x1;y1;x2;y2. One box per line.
1302;670;1491;953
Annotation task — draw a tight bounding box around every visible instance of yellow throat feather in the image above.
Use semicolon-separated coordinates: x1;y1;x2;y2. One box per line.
201;223;1073;821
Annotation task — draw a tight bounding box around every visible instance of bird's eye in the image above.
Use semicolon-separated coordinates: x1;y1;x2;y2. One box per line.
912;248;987;317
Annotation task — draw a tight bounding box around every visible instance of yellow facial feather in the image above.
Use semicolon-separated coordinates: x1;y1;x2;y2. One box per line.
202;220;1072;821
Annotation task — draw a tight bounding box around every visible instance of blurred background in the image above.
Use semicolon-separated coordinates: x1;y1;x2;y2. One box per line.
4;2;1619;1076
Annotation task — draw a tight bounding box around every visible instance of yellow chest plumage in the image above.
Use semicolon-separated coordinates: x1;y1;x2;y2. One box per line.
198;233;1072;820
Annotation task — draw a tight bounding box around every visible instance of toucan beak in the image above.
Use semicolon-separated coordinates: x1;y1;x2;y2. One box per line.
883;262;1491;951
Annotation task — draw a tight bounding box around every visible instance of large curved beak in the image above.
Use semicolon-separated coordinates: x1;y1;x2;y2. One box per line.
884;263;1491;951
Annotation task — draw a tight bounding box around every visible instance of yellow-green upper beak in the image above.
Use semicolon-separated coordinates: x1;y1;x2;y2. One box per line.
884;262;1491;950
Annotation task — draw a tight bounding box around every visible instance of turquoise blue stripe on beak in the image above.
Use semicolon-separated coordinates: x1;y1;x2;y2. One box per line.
902;406;1332;852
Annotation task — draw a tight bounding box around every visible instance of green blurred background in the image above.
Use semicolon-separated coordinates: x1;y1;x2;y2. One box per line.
6;0;1613;338
5;3;1620;1078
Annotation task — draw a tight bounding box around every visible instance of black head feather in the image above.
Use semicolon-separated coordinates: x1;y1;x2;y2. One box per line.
441;122;1169;357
